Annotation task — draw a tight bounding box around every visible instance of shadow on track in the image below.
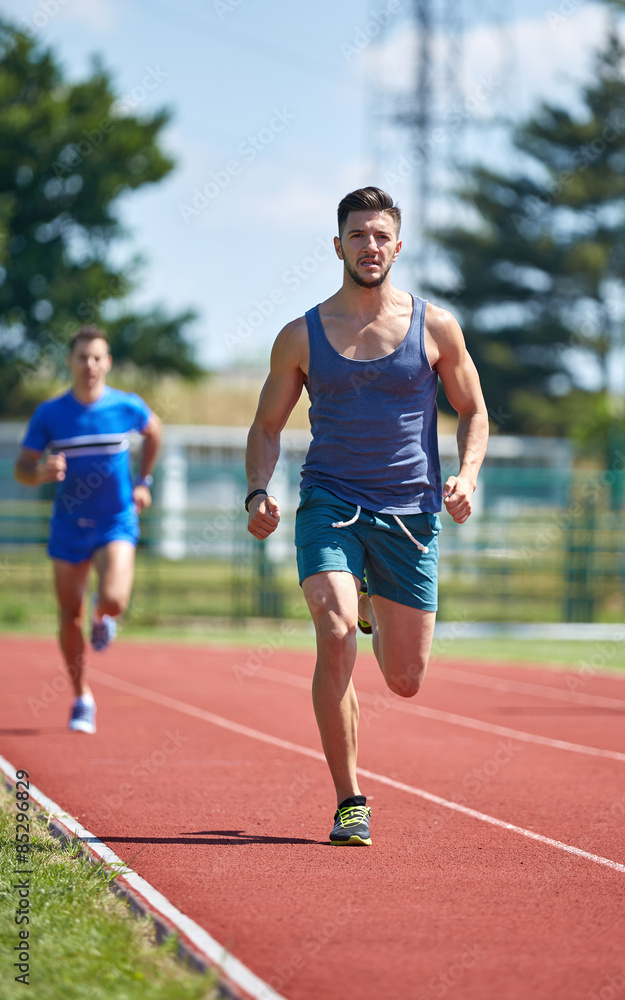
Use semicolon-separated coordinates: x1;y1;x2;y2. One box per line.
92;831;322;846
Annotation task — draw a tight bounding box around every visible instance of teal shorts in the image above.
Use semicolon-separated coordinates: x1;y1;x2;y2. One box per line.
295;484;441;612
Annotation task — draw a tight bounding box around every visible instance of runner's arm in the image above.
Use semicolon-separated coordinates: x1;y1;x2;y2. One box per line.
428;307;489;524
133;413;163;513
246;320;306;539
14;447;67;487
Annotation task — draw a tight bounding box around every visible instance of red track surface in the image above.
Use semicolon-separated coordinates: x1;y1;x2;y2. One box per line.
2;634;625;999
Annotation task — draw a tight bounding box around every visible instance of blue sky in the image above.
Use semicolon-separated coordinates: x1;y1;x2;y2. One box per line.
2;0;616;371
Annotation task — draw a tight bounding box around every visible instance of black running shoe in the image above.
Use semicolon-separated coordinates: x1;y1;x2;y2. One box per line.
330;797;372;846
358;575;372;635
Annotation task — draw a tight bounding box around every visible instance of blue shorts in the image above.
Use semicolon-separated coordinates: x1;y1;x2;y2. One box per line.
295;484;441;612
47;510;140;564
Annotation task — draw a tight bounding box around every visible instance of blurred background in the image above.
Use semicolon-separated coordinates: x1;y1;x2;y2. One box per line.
1;0;625;637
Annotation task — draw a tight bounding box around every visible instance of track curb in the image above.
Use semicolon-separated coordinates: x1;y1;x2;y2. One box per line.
0;754;287;1000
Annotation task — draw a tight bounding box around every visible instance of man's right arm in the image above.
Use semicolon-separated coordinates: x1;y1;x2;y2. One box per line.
14;447;67;487
246;319;307;540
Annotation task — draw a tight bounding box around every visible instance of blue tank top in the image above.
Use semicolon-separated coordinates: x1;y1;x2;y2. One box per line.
300;295;442;514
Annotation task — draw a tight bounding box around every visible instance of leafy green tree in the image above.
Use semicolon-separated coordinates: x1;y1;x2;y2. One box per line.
0;20;202;416
429;8;625;452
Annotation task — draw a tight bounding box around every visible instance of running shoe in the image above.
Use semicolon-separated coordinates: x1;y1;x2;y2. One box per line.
68;696;96;734
358;575;373;635
330;797;372;846
91;594;117;652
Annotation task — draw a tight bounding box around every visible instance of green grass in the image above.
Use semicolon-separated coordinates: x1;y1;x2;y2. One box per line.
430;638;625;672
0;782;219;1000
3;610;625;673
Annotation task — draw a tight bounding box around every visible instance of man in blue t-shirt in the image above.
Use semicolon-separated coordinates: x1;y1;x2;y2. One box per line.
14;326;162;735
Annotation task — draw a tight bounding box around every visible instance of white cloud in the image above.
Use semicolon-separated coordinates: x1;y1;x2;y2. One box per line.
463;4;612;117
365;4;614;123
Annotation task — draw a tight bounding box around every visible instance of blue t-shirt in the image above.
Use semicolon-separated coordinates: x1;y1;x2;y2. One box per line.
22;386;152;525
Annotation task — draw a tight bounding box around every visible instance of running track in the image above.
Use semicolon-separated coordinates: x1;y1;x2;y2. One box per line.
2;634;625;999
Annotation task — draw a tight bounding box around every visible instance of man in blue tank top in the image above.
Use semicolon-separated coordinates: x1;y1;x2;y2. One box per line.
246;187;488;845
14;326;162;734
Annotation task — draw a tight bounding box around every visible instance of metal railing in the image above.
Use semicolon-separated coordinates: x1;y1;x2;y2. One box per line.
0;464;623;626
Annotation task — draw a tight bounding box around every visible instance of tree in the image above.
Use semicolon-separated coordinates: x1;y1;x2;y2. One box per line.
0;20;202;416
429;7;625;452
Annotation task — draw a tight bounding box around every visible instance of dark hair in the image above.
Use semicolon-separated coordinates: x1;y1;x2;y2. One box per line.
337;186;401;237
69;325;110;354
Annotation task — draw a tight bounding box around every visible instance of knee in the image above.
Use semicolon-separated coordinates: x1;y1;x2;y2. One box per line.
384;661;427;698
59;607;82;629
315;619;358;672
318;625;357;662
99;594;126;618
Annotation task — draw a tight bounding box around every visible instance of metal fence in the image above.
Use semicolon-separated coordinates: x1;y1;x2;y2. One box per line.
0;455;624;626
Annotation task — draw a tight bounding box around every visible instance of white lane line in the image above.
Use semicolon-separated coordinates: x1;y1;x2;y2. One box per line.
89;669;625;875
0;754;286;1000
354;766;625;875
252;665;625;764
432;664;625;711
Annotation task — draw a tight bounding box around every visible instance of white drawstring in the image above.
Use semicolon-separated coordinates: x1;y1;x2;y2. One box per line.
332;505;361;528
391;514;429;553
331;504;429;554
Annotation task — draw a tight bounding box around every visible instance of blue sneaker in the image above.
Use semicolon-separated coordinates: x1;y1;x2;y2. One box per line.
91;594;117;652
69;696;96;734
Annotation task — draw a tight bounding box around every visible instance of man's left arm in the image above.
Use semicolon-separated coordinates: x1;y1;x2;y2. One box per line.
427;307;489;524
134;413;163;513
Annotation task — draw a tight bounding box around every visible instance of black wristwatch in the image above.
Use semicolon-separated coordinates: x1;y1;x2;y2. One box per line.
245;488;268;512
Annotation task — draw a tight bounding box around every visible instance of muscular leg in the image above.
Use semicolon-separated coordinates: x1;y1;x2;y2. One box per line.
92;540;136;618
361;589;436;697
302;571;362;806
53;558;91;697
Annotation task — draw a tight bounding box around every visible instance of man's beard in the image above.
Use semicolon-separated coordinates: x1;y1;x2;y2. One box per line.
342;254;393;289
